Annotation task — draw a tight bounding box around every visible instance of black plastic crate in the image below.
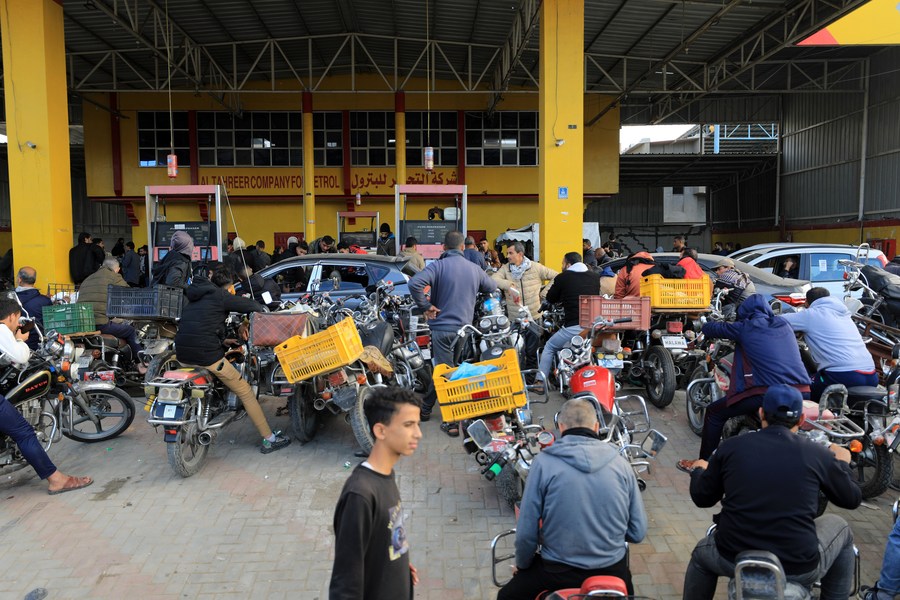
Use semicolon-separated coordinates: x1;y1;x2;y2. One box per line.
106;285;182;321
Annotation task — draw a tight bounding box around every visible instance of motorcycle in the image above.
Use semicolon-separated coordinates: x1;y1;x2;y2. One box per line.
146;314;259;477
840;254;900;328
1;327;135;474
67;320;178;387
458;290;533;365
707;523;861;600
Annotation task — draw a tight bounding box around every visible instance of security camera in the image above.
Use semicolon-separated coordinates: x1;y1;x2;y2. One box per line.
554;139;565;147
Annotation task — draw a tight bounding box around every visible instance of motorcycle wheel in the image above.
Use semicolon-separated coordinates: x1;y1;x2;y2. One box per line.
859;297;894;327
289;383;319;443
167;405;208;478
61;387;135;443
850;435;892;499
643;345;676;408
495;463;524;510
686;366;711;436
349;385;381;454
145;350;181;384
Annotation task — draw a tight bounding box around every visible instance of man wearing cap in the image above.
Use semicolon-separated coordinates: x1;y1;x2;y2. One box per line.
682;385;861;600
712;257;756;306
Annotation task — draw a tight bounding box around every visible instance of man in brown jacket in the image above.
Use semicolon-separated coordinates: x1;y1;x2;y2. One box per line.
77;258;146;373
492;242;558;370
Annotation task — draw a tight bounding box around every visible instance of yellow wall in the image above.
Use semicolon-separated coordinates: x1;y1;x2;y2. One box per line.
82;75;619;251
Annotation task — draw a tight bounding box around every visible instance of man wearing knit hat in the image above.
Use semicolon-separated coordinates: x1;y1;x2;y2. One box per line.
683;385;861;600
152;230;194;290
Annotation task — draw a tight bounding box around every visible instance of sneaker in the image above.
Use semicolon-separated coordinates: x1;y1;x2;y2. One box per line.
260;431;292;454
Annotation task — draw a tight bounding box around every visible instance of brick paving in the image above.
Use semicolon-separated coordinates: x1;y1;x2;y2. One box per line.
0;387;895;600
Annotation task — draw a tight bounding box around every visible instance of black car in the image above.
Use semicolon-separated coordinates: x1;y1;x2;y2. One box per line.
233;254;419;303
602;252;810;305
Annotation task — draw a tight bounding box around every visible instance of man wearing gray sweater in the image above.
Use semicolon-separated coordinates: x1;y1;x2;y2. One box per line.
498;398;647;599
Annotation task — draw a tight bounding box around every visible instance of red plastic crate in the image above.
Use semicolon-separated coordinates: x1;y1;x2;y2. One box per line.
578;296;651;330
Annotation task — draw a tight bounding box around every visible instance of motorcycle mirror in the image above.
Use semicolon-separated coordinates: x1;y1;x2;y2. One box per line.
641;429;668;457
465;419;494;450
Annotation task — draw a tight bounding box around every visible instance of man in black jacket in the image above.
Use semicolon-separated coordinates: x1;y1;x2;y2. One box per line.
69;232;104;285
538;252;600;389
682;385;861;600
174;265;290;454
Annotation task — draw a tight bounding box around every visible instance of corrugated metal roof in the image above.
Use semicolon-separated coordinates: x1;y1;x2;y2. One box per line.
41;0;879;122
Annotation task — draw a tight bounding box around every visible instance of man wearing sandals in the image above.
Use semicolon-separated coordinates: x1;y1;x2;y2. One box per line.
409;231;498;437
0;296;93;495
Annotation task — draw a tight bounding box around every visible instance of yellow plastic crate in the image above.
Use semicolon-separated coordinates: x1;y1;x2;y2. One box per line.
433;349;526;422
274;317;363;383
640;274;712;310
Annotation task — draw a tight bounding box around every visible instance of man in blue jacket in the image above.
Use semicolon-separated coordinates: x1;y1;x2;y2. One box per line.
14;267;52;350
677;294;810;471
779;287;878;401
499;398;647;599
408;230;497;436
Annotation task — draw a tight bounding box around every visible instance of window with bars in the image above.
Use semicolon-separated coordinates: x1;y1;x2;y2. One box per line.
313;112;343;167
196;111;303;167
464;111;538;166
405;111;458;167
137;111;190;167
350;111;396;167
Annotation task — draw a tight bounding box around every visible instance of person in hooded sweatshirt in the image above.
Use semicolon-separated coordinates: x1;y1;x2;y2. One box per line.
677;293;810;472
613;251;655;298
779;287;877;401
152;231;194;291
174;264;290;454
498;398;647;600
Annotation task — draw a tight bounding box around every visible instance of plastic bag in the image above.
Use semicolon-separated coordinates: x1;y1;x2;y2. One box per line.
448;361;499;381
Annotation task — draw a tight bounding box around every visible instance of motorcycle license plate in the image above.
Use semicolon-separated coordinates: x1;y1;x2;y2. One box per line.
152;402;184;422
661;335;687;350
83;370;116;382
598;357;624;370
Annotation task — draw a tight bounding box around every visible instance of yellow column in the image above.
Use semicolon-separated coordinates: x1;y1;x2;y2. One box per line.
538;0;584;269
302;91;316;241
1;0;74;284
395;92;407;189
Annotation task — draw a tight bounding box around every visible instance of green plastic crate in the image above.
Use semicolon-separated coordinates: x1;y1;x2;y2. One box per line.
42;303;95;335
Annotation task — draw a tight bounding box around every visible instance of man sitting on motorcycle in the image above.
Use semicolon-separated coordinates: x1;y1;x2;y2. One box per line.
677;293;810;471
683;385;861;600
174;265;290;454
538;251;600;392
779;287;878;402
78;257;147;375
498;398;647;600
712;258;756;306
0;296;93;494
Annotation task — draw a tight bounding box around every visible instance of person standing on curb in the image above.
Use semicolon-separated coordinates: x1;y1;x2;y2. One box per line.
329;387;421;599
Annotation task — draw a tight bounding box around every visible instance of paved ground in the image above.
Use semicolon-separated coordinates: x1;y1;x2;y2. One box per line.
1;386;895;600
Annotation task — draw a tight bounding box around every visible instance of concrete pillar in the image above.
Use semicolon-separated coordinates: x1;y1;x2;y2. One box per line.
302;91;316;241
1;0;74;283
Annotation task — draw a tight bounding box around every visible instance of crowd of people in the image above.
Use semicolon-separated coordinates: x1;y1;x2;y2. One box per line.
2;227;897;599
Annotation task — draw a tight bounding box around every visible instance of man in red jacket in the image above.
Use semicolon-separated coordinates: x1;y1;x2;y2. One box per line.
678;248;705;279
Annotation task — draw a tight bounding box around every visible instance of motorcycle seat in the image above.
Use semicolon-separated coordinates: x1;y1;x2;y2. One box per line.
846;386;886;403
847;386;888;414
100;334;128;349
579;576;628;595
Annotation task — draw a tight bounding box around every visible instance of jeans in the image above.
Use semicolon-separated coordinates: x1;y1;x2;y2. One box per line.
0;393;57;479
498;554;633;600
187;358;273;440
683;514;856;600
420;328;462;415
99;320;142;362
811;369;879;402
538;325;583;384
698;395;764;460
871;516;900;598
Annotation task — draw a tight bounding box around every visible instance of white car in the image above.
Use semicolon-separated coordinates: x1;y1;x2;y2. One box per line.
729;243;887;297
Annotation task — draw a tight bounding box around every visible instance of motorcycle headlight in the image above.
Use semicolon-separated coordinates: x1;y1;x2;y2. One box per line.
63;340;76;362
